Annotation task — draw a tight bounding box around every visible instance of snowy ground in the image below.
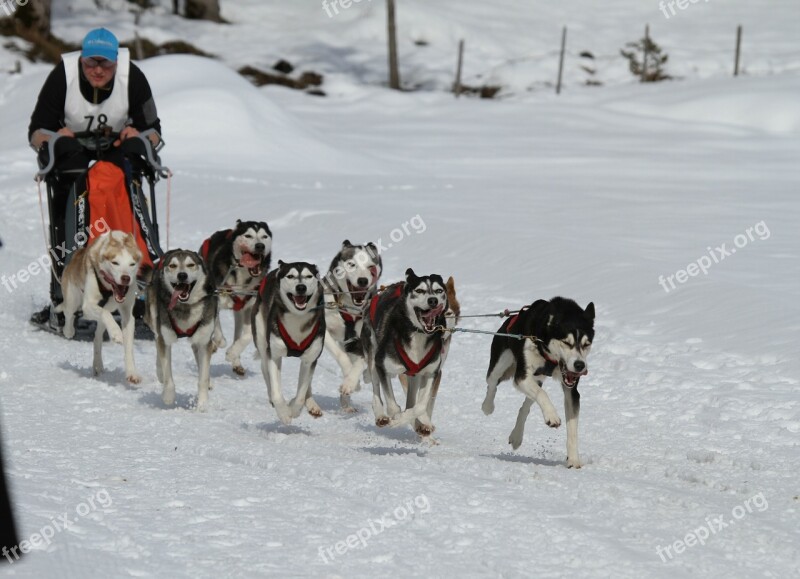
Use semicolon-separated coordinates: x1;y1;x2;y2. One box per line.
1;1;799;578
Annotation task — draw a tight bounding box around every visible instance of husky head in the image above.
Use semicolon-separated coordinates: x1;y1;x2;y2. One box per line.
541;298;595;389
158;249;208;309
404;268;448;334
276;260;321;312
231;220;272;278
94;231;142;303
326;240;382;307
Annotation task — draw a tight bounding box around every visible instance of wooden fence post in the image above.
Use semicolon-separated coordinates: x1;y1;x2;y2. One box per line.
387;0;401;90
734;25;742;76
453;39;464;97
556;26;567;95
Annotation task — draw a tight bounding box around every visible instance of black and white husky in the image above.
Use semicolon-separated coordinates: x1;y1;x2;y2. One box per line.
361;269;449;435
145;249;218;411
481;297;595;468
322;240;382;411
201;220;272;375
252;261;326;425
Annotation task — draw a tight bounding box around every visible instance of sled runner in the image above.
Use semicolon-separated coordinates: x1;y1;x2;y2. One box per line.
30;126;169;341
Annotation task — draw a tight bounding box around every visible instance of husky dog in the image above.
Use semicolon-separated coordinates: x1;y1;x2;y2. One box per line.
322;240;382;411
145;249;218;411
201;220;272;375
56;230;143;382
361;269;449;435
252;260;326;425
399;276;460;435
481;297;595;468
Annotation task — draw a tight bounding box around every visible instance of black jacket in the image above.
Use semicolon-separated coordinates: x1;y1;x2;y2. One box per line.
28;58;162;142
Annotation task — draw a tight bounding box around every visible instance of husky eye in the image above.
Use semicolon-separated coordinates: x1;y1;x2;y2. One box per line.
112;261;120;266
168;263;177;269
415;288;425;295
187;263;197;269
129;262;137;268
286;274;295;280
434;288;444;294
244;233;254;239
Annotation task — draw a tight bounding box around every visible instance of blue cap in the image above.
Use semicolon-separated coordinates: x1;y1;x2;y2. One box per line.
81;28;119;62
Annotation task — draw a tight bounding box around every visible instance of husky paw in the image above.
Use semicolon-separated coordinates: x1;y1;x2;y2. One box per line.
415;422;435;437
481;398;495;415
232;364;246;376
162;388;176;407
375;416;390;427
306;399;323;418
196;396;208;413
63;325;76;340
275;406;292;426
508;430;524;450
107;327;123;344
567;457;582;469
93;364;104;376
544;413;562;428
126;373;142;385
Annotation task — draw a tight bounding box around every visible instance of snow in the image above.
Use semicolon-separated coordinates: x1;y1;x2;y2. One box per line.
1;1;799;577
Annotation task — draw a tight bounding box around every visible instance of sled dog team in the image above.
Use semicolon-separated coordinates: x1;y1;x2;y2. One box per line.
57;221;596;468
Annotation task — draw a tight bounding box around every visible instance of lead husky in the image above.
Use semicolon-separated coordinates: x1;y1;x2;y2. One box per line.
322;240;382;411
481;297;595;468
252;261;326;425
57;230;143;383
201;220;272;375
361;269;449;435
145;249;218;411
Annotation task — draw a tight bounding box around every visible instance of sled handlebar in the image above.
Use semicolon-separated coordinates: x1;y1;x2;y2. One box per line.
34;128;170;180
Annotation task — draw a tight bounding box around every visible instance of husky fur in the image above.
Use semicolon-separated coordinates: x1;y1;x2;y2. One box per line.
145;249;218;411
399;276;460;435
56;230;143;382
361;269;449;435
252;260;326;425
322;240;382;411
201;220;272;375
481;297;595;468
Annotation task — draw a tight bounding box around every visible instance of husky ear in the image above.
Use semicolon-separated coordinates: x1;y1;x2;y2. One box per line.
278;259;285;266
366;242;377;251
585;302;595;321
446;276;455;292
236;219;242;226
405;268;418;283
342;239;352;248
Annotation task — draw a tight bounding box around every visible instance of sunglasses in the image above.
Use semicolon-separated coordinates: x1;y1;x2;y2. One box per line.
81;57;116;70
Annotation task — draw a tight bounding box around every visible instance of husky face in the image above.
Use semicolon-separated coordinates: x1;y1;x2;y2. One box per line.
404;268;448;334
277;261;320;312
544;301;595;388
231;220;272;278
160;249;207;308
96;231;143;303
328;240;382;306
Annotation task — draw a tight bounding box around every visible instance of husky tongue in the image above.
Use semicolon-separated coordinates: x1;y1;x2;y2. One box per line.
240;253;260;269
169;289;182;310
